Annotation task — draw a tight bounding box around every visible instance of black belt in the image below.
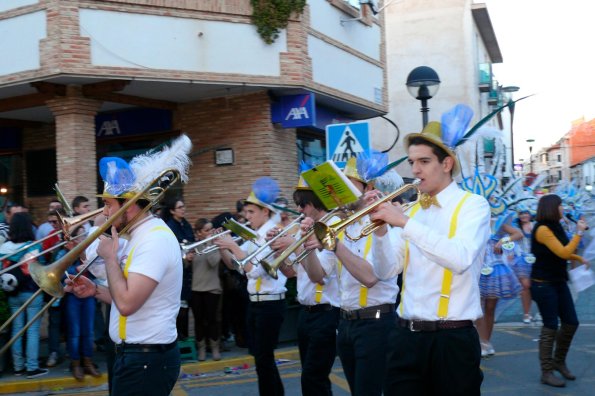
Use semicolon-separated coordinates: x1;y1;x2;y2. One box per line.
340;303;395;320
302;303;336;313
115;341;177;354
396;317;473;332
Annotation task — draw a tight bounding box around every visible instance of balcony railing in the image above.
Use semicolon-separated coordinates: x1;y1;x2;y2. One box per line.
478;63;492;92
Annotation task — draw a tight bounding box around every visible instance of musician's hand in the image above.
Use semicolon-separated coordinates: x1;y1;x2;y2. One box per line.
577;219;588;232
266;227;281;241
97;226;119;264
493;241;503;255
64;274;96;298
370;201;408;229
580;257;590;269
213;233;236;250
270;235;294;252
300;217;314;233
185;251;196;262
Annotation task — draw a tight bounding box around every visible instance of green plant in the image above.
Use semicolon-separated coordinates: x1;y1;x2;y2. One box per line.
251;0;306;44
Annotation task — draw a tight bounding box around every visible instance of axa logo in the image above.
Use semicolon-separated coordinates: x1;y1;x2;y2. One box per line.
285;107;310;120
97;120;121;137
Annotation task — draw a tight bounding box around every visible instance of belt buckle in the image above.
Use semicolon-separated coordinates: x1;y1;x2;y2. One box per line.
409;320;420;332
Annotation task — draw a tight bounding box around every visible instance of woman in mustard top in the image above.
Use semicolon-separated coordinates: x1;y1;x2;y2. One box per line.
530;194;589;387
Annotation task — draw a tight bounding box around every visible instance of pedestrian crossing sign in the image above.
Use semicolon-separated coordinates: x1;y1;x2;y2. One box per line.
326;121;370;169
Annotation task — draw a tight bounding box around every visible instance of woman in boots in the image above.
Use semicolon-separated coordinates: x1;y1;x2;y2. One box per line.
530;194;589;387
190;219;223;361
60;226;102;381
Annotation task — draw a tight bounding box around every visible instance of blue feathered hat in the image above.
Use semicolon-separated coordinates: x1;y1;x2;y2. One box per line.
243;177;280;213
404;104;474;176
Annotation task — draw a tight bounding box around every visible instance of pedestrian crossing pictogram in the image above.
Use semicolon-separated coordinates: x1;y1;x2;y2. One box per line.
326;121;370;168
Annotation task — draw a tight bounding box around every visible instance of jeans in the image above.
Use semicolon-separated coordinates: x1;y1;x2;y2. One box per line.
531;280;578;330
65;294;95;360
336;312;395;396
8;291;43;371
112;346;180;396
48;302;63;355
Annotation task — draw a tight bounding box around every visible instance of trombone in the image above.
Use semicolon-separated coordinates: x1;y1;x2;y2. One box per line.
313;181;421;251
0;208;104;278
0;169;179;356
230;214;304;271
260;210;339;279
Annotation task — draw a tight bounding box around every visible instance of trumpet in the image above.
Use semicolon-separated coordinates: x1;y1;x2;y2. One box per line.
314;181;421;251
231;214;304;271
260;210;339;279
180;220;253;258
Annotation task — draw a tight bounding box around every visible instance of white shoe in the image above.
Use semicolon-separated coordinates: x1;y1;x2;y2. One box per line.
523;314;532;324
46;352;58;367
481;341;494;358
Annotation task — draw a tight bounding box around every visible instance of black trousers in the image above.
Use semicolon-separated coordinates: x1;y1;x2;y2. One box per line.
297;306;340;396
190;291;221;341
247;299;286;396
336;312;395;396
383;325;483;396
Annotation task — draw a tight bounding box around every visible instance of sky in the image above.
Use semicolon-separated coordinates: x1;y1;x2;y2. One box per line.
482;0;595;163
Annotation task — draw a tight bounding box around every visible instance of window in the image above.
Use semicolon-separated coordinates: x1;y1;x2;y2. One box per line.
26;149;56;197
557;154;561;162
297;130;326;167
558;170;562;180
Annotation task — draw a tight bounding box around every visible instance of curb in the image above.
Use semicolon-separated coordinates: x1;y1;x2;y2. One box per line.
0;348;300;395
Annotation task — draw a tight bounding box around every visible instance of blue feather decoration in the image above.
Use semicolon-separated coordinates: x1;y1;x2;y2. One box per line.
441;104;474;148
299;160;314;174
253;177;280;205
99;157;136;196
356;150;388;182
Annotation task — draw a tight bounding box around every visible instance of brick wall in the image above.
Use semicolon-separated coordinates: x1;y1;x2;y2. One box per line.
175;90;298;222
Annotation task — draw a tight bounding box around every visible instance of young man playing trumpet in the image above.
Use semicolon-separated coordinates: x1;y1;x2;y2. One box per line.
267;172;341;396
368;118;491;395
214;178;292;396
301;158;400;396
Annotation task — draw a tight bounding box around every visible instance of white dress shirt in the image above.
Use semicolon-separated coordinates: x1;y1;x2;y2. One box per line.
296;215;341;307
243;217;287;295
340;216;399;311
373;181;491;321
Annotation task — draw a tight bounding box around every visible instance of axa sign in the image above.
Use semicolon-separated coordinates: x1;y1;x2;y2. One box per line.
271;93;316;128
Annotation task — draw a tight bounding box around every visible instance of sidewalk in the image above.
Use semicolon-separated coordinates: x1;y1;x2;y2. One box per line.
0;339;300;395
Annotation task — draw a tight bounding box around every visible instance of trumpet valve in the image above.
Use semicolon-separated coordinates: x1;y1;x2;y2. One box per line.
313;222;337;251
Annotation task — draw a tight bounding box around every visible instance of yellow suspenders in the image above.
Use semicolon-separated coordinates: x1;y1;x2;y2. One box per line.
118;225;173;341
400;192;471;319
337;232;373;308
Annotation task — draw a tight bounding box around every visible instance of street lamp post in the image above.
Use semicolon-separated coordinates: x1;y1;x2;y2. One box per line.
501;85;520;172
406;66;441;128
526;138;535;173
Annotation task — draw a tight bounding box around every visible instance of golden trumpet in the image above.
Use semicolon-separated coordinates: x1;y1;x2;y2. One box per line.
314;182;421;251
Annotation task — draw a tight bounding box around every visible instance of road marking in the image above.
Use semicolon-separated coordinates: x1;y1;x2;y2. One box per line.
329;372;350;391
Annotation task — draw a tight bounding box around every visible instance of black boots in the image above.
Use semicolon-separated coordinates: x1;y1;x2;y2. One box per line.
539;327;565;387
553;323;578;380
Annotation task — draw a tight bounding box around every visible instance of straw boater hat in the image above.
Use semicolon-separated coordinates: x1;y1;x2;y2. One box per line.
405;121;461;176
295;161;314;191
97;135;192;200
243;177;280;213
343;157;365;184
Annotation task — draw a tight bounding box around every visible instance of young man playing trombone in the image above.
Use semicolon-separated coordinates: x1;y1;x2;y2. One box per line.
213;177;293;396
368;118;491;396
65;136;192;396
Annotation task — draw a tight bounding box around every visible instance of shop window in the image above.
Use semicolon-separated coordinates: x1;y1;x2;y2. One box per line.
26;149;56;197
297;130;326;167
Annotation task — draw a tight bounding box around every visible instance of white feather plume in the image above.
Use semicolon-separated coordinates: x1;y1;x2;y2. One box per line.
129;134;192;192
